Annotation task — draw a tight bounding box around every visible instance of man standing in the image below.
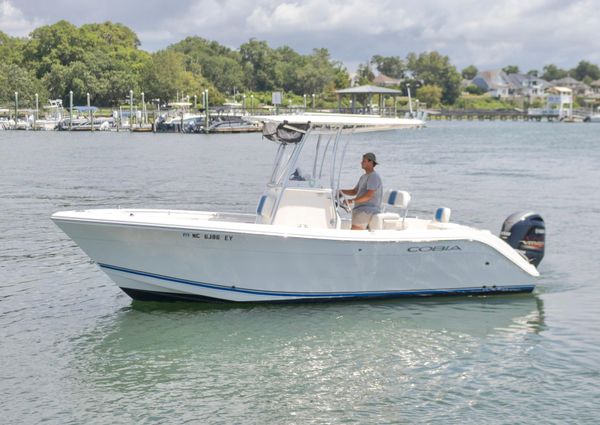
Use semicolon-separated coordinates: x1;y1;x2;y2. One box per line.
340;152;383;230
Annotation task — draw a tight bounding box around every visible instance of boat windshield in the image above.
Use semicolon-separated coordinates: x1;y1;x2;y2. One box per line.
265;122;347;191
255;113;425;196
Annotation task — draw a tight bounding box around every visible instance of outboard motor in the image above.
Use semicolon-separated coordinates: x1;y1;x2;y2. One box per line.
500;211;545;267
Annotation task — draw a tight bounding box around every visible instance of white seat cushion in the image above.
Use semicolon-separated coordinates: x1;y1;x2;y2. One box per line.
369;212;401;230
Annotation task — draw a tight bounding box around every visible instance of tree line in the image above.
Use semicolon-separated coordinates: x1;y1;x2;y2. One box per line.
1;20;599;109
0;21;349;108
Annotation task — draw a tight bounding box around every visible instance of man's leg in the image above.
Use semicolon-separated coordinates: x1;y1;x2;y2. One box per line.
351;211;372;230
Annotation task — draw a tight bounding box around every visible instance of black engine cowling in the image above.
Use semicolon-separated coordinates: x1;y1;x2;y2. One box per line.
500;211;545;267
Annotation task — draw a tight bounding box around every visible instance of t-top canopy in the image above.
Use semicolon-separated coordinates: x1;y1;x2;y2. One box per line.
252;113;424;135
335;85;403;95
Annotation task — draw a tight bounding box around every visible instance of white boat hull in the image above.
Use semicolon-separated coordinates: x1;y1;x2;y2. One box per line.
52;209;537;302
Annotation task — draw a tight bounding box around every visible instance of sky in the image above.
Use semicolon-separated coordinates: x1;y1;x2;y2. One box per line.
2;0;600;73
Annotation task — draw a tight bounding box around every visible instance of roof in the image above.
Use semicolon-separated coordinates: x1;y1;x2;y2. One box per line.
547;86;572;94
74;106;98;112
335;85;403;95
373;74;402;86
473;70;512;90
550;77;590;89
505;73;550;89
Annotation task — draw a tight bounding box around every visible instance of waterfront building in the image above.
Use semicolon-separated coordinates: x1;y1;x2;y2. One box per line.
373;74;403;87
549;76;591;96
472;70;550;99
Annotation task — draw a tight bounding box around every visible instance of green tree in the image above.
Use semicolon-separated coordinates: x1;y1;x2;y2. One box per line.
24;20;89;78
356;62;375;85
464;84;486;95
502;65;520;74
371;55;405;79
169;36;246;94
295;48;342;94
0;31;26;67
275;45;302;93
141;50;212;104
0;63;48;106
416;84;442;108
541;64;568;81
571;60;600;81
332;63;351;89
22;21;150;105
238;39;346;95
406;51;462;104
461;65;478;80
240;39;280;91
81;22;141;49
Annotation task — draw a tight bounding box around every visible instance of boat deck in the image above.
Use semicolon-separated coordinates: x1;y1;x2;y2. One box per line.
52;208;464;234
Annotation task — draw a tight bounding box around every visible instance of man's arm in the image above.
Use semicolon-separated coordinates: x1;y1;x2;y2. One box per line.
351;189;376;204
340;186;358;196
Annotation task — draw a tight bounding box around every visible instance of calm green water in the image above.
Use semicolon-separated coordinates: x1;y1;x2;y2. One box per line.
1;122;599;424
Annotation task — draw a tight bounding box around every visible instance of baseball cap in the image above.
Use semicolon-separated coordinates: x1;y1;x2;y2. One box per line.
363;152;378;165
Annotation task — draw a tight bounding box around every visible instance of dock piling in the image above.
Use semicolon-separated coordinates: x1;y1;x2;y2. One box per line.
69;91;73;131
34;93;38;130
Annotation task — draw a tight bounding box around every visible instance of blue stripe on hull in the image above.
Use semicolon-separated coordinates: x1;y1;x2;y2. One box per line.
98;263;535;302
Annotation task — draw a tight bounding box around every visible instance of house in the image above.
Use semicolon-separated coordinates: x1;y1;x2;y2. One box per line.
471;70;512;97
505;73;550;97
373;74;402;87
528;86;573;119
472;70;550;98
589;80;600;97
549;77;591;96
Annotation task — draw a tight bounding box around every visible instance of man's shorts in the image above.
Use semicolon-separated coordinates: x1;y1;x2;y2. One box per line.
352;210;374;228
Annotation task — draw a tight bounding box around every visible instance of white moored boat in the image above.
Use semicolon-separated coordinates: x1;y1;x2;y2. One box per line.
52;114;545;302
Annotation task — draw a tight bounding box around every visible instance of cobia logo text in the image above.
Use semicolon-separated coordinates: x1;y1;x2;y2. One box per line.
407;245;462;252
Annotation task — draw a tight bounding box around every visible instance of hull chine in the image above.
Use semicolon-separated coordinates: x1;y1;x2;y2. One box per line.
120;286;535;303
109;263;534;303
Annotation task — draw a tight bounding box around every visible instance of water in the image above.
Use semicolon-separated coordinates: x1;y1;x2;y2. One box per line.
1;122;599;424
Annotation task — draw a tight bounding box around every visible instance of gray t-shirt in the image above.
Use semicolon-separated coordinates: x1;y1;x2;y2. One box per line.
354;171;382;214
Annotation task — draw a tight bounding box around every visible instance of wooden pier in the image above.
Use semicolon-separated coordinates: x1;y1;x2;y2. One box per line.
427;109;561;121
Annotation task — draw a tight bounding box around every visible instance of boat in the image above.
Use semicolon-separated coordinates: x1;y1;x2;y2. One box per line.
207;115;262;133
33;99;64;130
51;114;546;303
584;107;600;122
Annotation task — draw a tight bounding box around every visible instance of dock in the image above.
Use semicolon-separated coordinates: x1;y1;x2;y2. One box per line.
427;109;562;121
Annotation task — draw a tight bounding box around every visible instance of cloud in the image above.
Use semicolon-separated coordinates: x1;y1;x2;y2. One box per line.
246;0;414;35
2;0;600;70
0;0;42;36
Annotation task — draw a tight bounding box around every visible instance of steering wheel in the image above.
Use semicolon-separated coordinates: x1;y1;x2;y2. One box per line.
335;190;352;213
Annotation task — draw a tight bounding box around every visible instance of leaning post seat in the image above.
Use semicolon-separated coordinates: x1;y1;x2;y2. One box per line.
369;190;411;230
433;207;451;223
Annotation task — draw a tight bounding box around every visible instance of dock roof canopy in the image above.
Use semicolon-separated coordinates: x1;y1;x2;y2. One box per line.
335;85;403;95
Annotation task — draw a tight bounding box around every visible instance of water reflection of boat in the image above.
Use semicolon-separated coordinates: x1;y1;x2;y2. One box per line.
72;295;544;385
52;114;546;303
126;293;546;336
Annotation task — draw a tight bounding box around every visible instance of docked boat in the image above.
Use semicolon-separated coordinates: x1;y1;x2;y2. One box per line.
33;99;64;130
584;113;600;122
52;114;545;302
